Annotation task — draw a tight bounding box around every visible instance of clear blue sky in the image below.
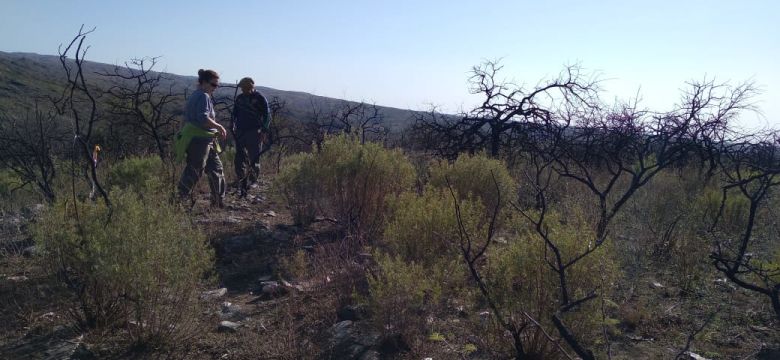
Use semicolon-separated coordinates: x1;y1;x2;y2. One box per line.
2;0;778;128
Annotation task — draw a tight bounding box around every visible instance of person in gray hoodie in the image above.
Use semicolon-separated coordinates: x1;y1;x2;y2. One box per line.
178;69;228;207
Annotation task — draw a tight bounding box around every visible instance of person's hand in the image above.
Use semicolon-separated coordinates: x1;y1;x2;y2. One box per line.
217;125;227;140
259;131;269;144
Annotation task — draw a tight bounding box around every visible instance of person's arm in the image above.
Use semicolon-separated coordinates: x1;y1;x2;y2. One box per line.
258;94;272;131
209;118;227;140
193;92;210;126
254;93;271;144
199;93;226;139
231;95;238;134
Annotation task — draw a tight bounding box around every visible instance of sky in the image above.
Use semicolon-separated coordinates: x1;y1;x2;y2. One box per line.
2;0;778;129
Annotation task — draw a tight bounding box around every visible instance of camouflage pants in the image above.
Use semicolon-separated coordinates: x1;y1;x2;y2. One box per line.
234;130;262;192
178;137;225;204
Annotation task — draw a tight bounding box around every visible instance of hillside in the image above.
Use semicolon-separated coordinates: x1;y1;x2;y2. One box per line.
3;51;779;360
0;51;419;131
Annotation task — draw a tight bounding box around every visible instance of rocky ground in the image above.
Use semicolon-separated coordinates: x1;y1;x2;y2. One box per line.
0;181;779;359
0;181;388;359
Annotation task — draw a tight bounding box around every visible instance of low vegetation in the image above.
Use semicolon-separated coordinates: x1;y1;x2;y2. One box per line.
33;188;213;347
0;29;778;360
275;135;414;239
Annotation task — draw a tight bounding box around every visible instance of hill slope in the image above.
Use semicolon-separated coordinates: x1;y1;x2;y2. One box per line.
0;51;419;131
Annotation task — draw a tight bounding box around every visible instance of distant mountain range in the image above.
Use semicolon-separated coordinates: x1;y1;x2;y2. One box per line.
0;51;421;131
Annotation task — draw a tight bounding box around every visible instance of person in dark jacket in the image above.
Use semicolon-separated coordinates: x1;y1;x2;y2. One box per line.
231;77;271;197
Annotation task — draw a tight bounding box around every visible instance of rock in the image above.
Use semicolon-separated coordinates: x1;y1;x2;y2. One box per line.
713;278;736;290
475;310;492;328
226;216;242;224
21;204;45;219
22;245;38;258
43;337;93;359
749;325;772;333
337;304;371;322
127;320;147;328
455;305;468;318
6;275;29;282
626;334;654;342
280;280;304;292
650;281;664;289
314;216;338;223
218;321;240;333
248;281;290;301
682;351;711;360
70;342;96;359
265;210;277;217
325;320;381;360
220;302;246;321
200;288;228;301
261;282;288;297
492;236;508;244
6;214;23;224
0;327;91;359
220;301;234;312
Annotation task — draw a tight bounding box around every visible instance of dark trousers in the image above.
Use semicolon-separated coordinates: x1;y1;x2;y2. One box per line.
178;137;225;204
234;130;262;191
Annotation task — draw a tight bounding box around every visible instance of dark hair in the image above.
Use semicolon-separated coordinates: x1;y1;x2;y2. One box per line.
197;69;219;84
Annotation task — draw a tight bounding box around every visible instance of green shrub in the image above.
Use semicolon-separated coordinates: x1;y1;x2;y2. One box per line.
281;248;310;280
374;188;493;352
0;169;45;210
611;170;721;292
696;185;750;235
275;135;415;238
428;153;515;211
696;182;780;286
275;152;319;224
368;253;445;344
0;169;20;199
107;156;165;194
384;189;485;266
33;189;213;346
769;251;780;282
487;210;619;355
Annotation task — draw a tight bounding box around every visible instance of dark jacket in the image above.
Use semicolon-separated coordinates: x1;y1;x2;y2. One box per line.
232;90;271;132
